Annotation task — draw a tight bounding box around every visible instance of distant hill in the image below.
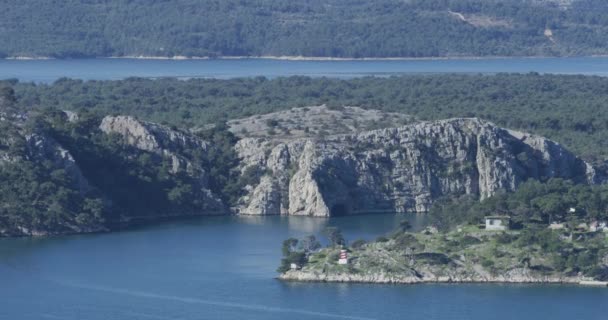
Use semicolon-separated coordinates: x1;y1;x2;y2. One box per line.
2;0;608;58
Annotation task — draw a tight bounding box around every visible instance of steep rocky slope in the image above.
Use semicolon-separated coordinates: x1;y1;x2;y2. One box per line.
236;118;600;216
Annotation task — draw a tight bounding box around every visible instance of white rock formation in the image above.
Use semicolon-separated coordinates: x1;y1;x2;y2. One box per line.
236;118;599;216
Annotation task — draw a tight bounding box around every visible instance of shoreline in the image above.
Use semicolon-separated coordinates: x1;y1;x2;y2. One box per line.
5;54;608;61
278;271;608;287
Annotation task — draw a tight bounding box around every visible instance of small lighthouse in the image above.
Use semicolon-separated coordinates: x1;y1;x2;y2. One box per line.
338;249;348;265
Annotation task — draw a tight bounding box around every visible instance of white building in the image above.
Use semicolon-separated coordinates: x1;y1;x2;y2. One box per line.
549;222;565;230
338;249;349;265
485;216;510;231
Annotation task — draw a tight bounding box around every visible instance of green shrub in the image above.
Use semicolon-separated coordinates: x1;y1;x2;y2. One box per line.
376;236;389;243
481;258;495;269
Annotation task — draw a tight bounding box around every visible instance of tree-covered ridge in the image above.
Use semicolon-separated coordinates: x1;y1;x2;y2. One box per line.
0;86;248;236
11;73;608;162
2;0;608;58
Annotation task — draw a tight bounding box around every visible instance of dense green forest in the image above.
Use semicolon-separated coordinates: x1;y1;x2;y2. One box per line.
9;73;608;162
2;0;608;58
0;91;106;235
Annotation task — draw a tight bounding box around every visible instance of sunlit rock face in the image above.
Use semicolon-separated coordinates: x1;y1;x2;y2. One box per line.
236;118;598;216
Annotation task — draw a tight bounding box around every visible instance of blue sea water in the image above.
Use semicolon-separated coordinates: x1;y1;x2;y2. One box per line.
2;56;608;83
0;215;606;320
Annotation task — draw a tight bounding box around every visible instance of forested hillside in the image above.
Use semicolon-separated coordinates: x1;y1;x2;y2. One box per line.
10;73;608;162
0;103;241;236
2;0;608;58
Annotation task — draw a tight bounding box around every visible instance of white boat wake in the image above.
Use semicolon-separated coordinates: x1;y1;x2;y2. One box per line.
53;280;376;320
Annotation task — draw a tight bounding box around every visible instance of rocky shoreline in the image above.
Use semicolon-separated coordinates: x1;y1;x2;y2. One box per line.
278;270;602;286
7;55;608;61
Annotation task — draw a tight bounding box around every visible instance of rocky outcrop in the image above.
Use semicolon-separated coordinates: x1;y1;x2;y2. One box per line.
100;116;207;154
236;118;599;216
228;105;413;141
100;115;209;175
243;176;282;215
99;115;226;214
235;138;307;215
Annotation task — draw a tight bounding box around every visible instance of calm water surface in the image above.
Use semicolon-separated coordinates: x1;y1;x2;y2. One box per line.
3;57;608;82
0;214;606;320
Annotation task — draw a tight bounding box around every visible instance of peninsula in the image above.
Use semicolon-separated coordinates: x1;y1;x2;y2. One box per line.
278;223;608;286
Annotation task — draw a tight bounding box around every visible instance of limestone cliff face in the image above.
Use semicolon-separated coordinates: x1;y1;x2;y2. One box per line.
236;118;598;216
235;138;307;215
99;115;226;214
